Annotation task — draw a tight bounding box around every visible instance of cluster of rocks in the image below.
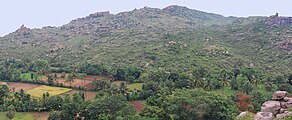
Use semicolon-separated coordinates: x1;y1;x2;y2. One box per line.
88;11;110;18
165;41;187;48
14;25;32;38
267;13;292;26
254;91;292;120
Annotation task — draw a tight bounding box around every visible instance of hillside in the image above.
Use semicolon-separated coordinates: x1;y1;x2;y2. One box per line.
0;5;291;75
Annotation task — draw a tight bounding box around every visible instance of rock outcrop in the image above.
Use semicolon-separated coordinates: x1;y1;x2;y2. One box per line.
254;91;292;120
267;13;292;26
254;112;273;120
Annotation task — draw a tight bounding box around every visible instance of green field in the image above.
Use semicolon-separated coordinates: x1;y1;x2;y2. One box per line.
127;83;143;90
26;85;71;97
19;73;46;81
0;112;34;120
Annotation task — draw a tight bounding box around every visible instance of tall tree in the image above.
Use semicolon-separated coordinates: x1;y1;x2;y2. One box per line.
219;70;230;94
66;74;74;87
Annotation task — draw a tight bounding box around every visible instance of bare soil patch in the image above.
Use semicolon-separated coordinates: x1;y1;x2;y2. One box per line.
62;90;97;100
130;101;145;112
7;82;41;92
31;112;50;120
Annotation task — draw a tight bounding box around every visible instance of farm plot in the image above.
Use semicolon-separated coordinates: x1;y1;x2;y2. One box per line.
26;85;71;97
7;82;41;92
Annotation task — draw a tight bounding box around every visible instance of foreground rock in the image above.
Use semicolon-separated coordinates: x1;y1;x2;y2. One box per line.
254;112;273;120
253;91;292;120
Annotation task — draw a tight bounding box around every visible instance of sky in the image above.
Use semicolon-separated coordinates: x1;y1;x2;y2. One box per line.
1;0;292;37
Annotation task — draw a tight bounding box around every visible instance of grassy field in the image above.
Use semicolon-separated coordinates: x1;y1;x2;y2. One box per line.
26;85;71;97
0;112;34;120
127;83;143;91
20;73;46;81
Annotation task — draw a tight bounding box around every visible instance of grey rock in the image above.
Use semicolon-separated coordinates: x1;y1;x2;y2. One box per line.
254;112;273;120
261;101;281;115
272;91;288;100
236;111;248;119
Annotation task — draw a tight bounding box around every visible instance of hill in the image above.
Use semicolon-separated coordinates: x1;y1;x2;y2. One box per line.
0;5;291;75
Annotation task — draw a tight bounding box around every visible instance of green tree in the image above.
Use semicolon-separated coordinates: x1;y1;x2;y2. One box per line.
0;83;9;104
66;74;75;87
203;78;214;91
85;95;135;119
163;89;238;120
219;70;230;94
191;67;208;88
237;75;253;94
118;82;128;95
47;75;54;85
6;105;15;120
140;106;165;119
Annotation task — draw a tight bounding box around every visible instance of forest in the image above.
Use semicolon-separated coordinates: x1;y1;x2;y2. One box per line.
0;58;291;120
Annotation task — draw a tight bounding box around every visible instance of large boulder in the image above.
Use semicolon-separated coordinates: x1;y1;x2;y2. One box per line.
272;91;288;100
261;101;281;115
254;112;273;120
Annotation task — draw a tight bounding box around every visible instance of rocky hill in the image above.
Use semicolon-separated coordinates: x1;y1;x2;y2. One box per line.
0;5;291;75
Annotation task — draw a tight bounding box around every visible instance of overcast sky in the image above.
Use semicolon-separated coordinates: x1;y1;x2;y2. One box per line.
1;0;292;37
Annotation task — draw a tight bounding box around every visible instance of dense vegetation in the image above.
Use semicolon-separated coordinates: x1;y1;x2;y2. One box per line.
0;5;291;120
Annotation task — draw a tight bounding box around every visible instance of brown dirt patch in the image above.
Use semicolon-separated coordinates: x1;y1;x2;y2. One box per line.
53;78;91;88
84;75;112;81
130;101;145;112
84;82;96;89
31;112;50;120
40;77;92;88
7;82;41;92
62;90;97;100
